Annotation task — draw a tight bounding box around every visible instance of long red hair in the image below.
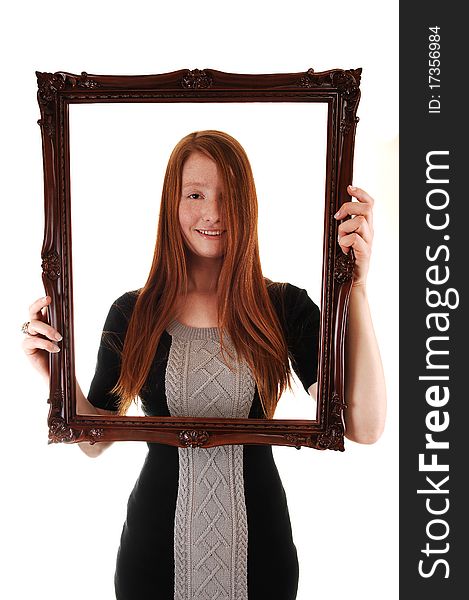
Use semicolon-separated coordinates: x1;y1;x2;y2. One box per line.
111;130;291;418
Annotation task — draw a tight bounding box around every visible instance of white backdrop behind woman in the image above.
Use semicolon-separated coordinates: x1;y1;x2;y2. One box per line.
4;1;398;598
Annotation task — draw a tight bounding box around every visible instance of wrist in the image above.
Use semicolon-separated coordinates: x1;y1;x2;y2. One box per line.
351;270;369;291
350;281;368;297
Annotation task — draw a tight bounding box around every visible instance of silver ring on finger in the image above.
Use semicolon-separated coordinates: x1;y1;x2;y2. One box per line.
21;321;36;336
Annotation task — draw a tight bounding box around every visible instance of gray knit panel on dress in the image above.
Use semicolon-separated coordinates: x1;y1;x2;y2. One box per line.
165;321;255;600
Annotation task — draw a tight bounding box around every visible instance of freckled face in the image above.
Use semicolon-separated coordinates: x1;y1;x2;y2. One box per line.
179;152;226;259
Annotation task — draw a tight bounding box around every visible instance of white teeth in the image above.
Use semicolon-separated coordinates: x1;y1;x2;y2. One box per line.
197;229;222;236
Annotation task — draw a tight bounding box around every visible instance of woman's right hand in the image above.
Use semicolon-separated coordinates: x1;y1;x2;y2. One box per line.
22;296;62;382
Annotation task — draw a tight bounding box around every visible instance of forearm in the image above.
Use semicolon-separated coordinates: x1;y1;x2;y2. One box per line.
343;284;387;443
76;380;114;457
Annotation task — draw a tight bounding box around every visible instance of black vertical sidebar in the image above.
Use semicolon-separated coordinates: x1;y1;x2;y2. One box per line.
400;4;467;598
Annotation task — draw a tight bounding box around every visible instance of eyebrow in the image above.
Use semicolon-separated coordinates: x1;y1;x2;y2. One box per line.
182;181;208;188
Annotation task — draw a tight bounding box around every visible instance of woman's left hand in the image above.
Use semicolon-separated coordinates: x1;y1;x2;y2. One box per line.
335;184;374;287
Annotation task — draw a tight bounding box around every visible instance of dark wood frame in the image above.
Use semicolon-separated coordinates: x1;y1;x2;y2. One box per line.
36;67;361;451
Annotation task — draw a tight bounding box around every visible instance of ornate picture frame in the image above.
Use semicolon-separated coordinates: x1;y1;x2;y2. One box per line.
36;67;361;451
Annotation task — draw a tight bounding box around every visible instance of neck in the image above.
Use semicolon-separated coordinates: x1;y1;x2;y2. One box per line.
186;254;223;294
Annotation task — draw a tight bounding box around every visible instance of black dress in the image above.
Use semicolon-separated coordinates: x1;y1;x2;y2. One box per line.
87;282;320;600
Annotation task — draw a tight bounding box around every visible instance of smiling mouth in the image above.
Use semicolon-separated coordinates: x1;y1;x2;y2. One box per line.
195;229;225;238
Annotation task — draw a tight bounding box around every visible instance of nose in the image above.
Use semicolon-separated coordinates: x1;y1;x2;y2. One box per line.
202;195;221;223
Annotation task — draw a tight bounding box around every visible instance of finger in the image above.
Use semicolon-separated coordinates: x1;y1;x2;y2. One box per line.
29;296;51;321
338;215;373;244
27;319;62;341
338;232;371;258
22;335;61;355
334;185;375;227
347;185;374;207
334;200;373;223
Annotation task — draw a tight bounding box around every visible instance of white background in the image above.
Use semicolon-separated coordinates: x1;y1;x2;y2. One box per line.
70;101;328;420
1;1;399;599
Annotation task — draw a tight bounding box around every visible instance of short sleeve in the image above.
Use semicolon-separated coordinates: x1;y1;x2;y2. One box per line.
280;284;320;392
87;291;138;411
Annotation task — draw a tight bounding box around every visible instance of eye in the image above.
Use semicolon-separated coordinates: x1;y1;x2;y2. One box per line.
188;193;203;200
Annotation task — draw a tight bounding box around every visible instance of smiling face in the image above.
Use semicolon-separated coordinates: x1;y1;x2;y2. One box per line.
179;151;226;260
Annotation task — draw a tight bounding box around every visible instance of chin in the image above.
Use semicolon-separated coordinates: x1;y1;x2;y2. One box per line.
186;247;224;260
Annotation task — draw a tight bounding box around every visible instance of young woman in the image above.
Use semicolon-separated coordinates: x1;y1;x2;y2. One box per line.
23;130;386;600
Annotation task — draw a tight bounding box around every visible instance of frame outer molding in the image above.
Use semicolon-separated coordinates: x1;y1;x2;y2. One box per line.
321;68;361;451
36;67;362;451
37;73;73;444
